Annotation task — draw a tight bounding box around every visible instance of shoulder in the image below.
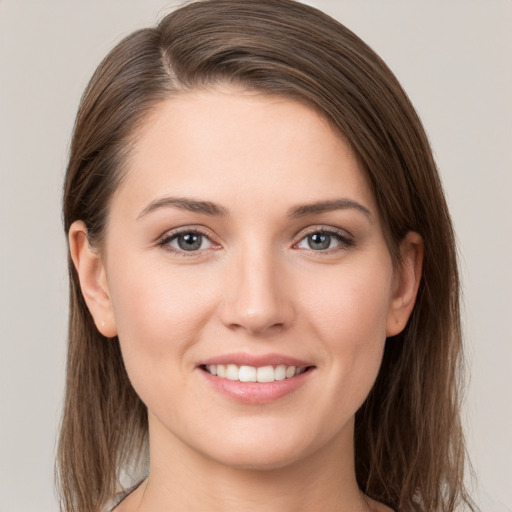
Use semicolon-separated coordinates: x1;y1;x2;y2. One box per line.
102;481;145;512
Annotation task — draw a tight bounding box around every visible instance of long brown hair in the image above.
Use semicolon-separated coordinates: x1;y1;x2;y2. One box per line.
58;1;476;511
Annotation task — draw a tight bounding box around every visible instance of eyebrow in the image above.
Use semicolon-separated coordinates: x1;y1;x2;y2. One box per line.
137;196;228;219
137;196;371;220
287;198;372;219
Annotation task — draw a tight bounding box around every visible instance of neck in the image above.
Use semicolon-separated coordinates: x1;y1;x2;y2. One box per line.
125;415;376;512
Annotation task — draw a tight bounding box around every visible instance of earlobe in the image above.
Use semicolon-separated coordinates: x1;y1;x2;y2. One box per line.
68;221;117;338
386;231;424;337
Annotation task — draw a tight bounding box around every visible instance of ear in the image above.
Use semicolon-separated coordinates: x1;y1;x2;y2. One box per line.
386;231;424;337
68;220;118;338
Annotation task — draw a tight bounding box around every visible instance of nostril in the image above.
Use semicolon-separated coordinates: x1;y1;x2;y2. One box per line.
217;270;295;334
224;318;287;335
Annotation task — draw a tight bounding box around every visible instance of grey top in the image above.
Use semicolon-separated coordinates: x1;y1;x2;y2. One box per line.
103;481;144;512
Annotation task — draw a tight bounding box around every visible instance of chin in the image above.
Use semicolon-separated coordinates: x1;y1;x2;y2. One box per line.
194;422;339;473
208;444;307;472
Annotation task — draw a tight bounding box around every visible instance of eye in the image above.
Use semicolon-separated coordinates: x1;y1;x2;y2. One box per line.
160;229;215;253
295;230;353;251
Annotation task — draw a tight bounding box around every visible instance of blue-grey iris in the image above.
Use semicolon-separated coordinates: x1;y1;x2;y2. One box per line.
178;233;202;251
308;233;331;250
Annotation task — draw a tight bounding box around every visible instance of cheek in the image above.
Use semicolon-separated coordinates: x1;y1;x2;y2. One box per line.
105;260;222;425
300;259;393;403
106;255;217;373
304;258;393;342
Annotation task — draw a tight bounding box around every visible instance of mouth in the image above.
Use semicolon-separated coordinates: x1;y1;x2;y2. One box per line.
200;364;312;383
197;354;316;403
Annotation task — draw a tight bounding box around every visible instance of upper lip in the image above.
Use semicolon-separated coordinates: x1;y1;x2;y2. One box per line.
198;352;314;368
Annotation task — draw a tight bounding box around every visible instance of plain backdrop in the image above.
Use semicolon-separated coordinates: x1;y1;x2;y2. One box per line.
0;1;511;511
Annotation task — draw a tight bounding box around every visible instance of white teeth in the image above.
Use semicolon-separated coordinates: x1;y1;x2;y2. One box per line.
256;365;274;383
226;364;239;381
274;365;286;381
204;364;307;382
286;366;296;378
239;365;257;382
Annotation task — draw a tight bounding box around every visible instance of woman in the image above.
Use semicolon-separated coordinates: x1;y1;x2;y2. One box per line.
57;1;476;511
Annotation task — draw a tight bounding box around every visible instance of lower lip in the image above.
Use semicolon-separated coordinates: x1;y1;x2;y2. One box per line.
199;368;314;404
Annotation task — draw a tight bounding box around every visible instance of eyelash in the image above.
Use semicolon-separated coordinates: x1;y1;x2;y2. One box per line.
294;227;355;253
157;227;217;257
157;226;355;256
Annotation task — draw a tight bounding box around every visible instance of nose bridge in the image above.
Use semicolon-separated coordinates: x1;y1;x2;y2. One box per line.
220;237;293;334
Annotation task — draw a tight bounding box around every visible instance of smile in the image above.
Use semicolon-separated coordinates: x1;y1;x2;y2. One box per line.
203;364;308;383
199;357;315;403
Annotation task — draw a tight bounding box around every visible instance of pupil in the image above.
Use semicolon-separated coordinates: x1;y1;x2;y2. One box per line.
309;233;330;250
178;233;201;251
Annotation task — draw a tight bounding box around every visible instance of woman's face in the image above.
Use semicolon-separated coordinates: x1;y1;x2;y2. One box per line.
73;87;420;471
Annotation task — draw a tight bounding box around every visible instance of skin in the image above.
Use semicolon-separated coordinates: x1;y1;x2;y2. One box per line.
70;87;423;512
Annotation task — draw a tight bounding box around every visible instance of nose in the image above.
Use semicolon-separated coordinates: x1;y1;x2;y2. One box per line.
218;245;295;336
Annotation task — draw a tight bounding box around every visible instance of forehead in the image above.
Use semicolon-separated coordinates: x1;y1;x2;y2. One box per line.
112;88;376;218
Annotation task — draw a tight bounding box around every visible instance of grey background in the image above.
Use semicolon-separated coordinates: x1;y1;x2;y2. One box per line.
1;1;511;511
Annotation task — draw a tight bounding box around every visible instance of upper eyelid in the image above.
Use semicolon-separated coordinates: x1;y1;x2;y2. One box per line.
293;225;354;240
158;225;215;242
292;227;355;253
157;228;218;257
